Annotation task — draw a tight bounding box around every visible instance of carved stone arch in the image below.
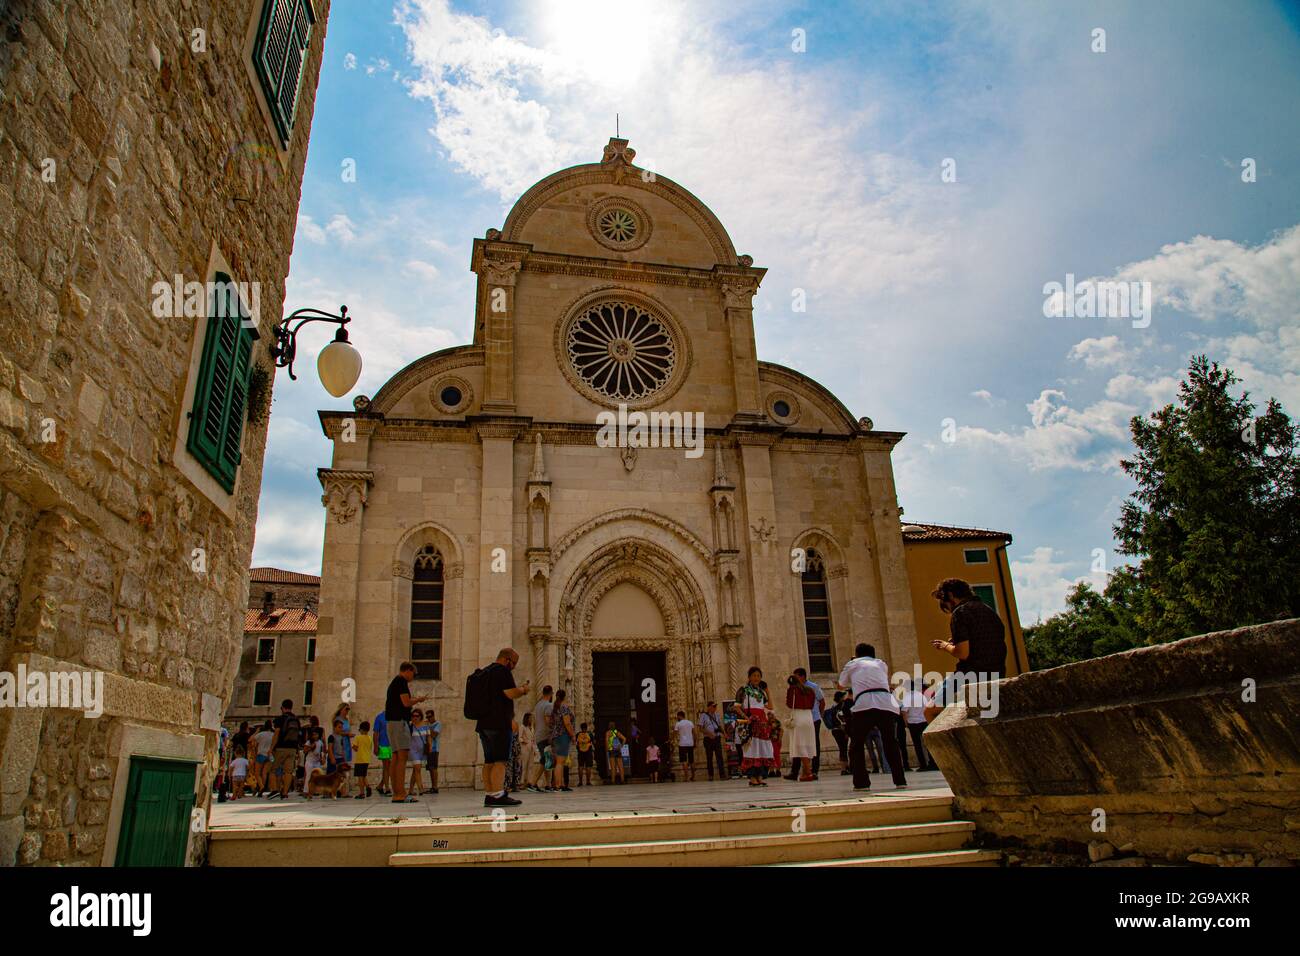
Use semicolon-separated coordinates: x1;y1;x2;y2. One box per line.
390;520;464;688
789;527;852;674
552;507;713;566
792;526;846;574
556;534;717;746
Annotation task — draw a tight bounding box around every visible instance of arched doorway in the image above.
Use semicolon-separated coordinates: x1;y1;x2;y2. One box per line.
555;537;713;781
589;582;668;779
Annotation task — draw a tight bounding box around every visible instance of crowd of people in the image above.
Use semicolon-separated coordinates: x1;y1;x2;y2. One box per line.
217;576;1005;807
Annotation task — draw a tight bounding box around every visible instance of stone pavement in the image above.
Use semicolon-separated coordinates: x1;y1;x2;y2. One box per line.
210;770;952;829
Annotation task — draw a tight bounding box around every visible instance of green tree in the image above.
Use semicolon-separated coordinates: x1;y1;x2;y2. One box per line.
1023;570;1142;670
1114;355;1300;643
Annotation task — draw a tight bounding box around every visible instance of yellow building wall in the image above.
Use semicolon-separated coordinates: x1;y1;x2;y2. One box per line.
903;539;1029;680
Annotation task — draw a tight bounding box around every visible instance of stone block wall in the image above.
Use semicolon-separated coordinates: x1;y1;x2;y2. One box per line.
925;618;1300;865
0;0;330;864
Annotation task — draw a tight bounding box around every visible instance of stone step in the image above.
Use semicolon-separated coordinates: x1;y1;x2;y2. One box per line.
774;848;1002;867
208;794;957;867
388;819;976;867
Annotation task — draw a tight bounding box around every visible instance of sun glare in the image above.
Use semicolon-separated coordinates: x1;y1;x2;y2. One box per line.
537;0;662;84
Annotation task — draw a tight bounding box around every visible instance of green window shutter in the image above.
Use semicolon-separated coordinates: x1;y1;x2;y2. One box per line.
254;0;316;147
187;273;254;494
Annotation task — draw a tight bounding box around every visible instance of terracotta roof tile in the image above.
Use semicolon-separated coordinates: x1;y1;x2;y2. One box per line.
249;567;321;585
901;522;1013;543
244;608;318;633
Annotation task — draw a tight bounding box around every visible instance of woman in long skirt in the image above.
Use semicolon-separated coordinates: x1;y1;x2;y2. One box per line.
735;667;775;786
786;671;818;781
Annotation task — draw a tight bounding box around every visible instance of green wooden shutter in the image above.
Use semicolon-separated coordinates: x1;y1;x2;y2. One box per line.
254;0;316;147
115;757;198;867
186;273;254;493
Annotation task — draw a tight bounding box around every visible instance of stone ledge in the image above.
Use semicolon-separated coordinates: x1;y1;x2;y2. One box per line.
925;618;1300;863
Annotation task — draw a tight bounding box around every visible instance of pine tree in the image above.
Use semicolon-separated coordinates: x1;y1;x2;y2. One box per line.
1114;355;1300;643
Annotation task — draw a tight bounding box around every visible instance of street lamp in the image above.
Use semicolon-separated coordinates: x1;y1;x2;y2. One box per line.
270;306;363;397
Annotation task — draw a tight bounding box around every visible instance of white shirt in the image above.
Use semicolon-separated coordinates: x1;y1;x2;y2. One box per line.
230;757;249;777
838;657;899;714
674;719;695;747
898;689;928;724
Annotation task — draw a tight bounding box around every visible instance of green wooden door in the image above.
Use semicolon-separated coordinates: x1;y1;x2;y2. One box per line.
114;757;199;867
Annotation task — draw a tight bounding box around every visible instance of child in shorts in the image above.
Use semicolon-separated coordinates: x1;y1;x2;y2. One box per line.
645;737;661;783
605;723;626;784
575;722;594;786
352;720;373;798
230;748;249;799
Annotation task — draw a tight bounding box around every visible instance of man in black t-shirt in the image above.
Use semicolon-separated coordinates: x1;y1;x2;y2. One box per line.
929;577;1008;680
477;647;530;807
386;662;429;802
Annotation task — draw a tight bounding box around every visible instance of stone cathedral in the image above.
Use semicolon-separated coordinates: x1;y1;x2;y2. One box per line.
313;139;920;786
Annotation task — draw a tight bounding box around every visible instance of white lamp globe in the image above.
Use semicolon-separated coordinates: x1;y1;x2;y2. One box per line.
318;336;362;397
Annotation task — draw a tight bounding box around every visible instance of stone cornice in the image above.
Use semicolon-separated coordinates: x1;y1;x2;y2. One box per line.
468;415;531;442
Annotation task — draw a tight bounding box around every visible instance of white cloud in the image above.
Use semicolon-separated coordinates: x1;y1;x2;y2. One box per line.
394;0;957;298
325;214;357;243
1103;372;1181;412
297;213;327;244
343;52;357;70
1011;546;1105;625
970;389;994;404
250;495;326;575
1089;226;1300;331
1068;335;1127;370
404;259;440;280
957;389;1136;472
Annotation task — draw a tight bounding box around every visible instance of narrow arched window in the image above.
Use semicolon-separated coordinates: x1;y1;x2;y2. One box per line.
410;545;443;679
801;548;834;671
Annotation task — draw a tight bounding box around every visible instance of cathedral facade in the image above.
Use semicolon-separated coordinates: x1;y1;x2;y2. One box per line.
313;139;919;786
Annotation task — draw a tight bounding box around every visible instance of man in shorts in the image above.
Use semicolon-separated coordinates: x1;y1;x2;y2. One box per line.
575;722;594;786
269;699;301;799
475;648;530;807
386;662;429;803
673;710;696;781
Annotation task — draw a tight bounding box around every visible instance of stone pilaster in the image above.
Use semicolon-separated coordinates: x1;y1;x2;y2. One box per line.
735;435;794;682
717;272;764;421
314;468;374;719
857;440;920;676
476;256;524;414
474;420;522;662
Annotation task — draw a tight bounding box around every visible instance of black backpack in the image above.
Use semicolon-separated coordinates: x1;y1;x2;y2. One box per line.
464;664;497;721
277;712;301;748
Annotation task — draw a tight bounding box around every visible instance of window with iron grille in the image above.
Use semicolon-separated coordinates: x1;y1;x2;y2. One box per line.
186;272;254;493
800;549;834;672
253;0;316;148
410;546;444;680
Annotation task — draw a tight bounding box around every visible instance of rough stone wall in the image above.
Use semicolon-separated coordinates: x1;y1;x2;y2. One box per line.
0;0;330;864
247;581;319;610
925;618;1300;865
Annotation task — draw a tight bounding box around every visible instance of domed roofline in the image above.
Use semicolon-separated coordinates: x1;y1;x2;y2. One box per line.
501;138;741;266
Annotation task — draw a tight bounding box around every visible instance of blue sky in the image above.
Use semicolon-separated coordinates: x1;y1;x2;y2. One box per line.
253;0;1300;624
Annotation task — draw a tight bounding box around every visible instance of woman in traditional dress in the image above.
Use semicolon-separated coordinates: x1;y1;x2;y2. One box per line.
735;667;775;786
786;671;818;781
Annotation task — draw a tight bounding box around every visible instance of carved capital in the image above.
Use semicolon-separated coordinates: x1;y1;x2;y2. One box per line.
444;562;465;580
719;277;759;310
392;562;414;580
318;469;374;525
482;258;523;287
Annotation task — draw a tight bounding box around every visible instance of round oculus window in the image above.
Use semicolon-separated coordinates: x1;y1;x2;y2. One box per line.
597;207;638;244
773;400;791;418
439;385;463;408
565;300;677;402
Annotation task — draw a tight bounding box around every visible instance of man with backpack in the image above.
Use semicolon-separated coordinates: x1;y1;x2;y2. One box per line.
269;699;301;799
465;647;530;807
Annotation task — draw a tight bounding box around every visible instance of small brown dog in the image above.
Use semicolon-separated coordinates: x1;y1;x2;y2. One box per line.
304;769;349;799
